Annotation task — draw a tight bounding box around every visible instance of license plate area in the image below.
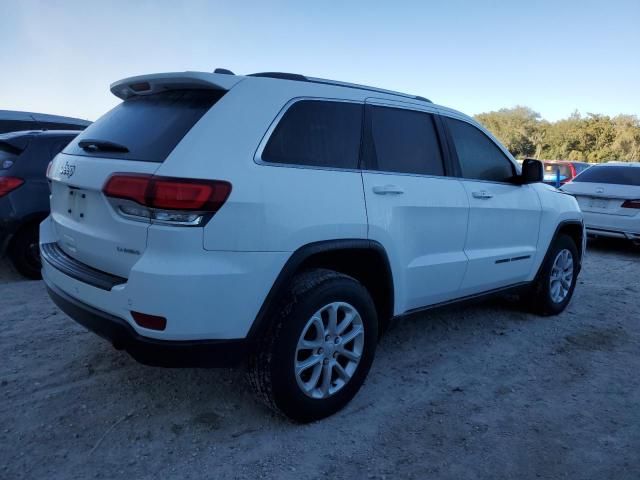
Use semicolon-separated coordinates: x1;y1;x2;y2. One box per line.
66;186;90;221
589;198;609;209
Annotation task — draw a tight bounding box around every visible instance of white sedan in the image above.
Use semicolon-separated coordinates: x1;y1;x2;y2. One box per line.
561;162;640;243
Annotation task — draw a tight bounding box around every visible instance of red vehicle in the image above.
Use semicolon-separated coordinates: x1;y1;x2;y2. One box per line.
543;161;591;186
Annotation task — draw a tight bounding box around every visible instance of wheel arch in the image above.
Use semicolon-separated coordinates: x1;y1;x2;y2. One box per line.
535;219;584;281
5;212;49;253
248;239;395;340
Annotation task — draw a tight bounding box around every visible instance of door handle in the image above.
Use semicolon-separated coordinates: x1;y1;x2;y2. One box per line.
472;190;493;199
372;185;405;195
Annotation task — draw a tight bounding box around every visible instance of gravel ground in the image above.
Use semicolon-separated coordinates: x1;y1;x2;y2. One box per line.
1;239;639;480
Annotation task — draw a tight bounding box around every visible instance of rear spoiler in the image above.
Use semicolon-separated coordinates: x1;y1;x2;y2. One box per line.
0;137;29;153
110;72;244;100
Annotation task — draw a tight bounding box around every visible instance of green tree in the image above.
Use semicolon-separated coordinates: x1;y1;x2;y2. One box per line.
474;107;640;163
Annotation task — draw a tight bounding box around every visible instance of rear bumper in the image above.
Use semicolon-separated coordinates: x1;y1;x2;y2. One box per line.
586;227;640;241
582;211;640;241
45;280;249;367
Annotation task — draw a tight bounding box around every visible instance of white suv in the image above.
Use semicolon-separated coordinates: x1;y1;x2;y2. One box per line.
41;70;585;422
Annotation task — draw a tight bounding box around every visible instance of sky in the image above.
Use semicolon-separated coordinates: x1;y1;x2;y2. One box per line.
1;0;638;122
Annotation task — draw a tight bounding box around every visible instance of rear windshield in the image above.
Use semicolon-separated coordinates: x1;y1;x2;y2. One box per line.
64;90;224;162
573;165;640;186
544;163;571;178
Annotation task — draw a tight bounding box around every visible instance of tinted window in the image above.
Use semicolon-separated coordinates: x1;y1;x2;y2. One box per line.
544;163;572;178
446;118;515;182
573;165;640;186
262;100;362;169
65;90;224;162
46;137;75;164
364;106;444;176
0;120;39;134
39;122;86;131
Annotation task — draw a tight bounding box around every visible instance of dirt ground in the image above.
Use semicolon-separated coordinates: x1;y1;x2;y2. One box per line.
1;239;639;480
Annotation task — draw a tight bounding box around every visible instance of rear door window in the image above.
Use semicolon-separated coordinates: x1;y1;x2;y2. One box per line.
362;105;444;176
573;165;640;186
445;117;515;182
262;100;363;169
64;90;224;162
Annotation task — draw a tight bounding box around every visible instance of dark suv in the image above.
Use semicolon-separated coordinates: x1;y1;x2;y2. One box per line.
1;130;80;278
0;110;90;134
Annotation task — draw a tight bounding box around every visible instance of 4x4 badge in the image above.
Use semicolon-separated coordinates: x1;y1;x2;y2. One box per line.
59;161;76;178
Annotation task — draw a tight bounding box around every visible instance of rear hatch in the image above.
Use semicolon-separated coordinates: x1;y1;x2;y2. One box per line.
562;165;640;216
48;73;239;278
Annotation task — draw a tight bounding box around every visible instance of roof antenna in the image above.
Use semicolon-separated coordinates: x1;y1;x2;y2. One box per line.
214;68;235;75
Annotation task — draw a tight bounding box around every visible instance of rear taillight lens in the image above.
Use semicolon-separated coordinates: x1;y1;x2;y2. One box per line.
103;174;232;225
46;161;53;179
621;199;640;209
103;174;150;205
0;177;24;197
131;311;167;331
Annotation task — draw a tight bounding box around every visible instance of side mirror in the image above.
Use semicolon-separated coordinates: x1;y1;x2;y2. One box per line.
521;158;543;184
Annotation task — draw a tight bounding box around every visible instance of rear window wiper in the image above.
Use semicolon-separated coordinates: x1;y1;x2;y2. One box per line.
78;139;130;153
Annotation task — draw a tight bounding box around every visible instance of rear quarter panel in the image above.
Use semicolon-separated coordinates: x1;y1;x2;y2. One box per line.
156;79;369;253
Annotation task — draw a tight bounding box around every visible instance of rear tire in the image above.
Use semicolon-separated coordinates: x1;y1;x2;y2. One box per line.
525;234;579;316
247;269;378;423
8;224;42;280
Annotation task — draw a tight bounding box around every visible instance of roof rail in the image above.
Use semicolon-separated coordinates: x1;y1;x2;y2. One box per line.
248;72;308;82
247;71;431;103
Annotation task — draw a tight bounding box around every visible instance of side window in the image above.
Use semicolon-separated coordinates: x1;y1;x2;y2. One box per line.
364;105;444;176
262;100;362;169
445;117;515;182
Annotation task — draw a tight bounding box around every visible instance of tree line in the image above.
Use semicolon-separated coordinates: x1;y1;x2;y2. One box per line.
474;107;640;163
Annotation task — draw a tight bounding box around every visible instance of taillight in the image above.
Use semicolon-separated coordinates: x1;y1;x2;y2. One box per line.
103;174;232;226
103;174;150;205
46;161;53;179
621;199;640;209
0;177;24;197
131;311;167;331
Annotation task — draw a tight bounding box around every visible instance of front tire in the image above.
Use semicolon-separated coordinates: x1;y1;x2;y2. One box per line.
525;234;579;316
248;269;378;423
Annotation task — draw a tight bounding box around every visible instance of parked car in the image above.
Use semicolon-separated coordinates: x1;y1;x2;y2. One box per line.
543;160;591;186
0;110;90;135
41;70;585;422
561;162;640;243
1;130;80;278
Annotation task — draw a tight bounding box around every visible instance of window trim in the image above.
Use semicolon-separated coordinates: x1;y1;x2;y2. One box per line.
254;96;365;173
440;113;521;185
360;98;454;179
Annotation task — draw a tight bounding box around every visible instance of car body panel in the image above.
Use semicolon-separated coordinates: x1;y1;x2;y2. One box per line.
1;131;80;256
561;166;640;238
41;71;584;345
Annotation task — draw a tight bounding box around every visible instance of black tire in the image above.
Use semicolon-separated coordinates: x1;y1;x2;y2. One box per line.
8;224;42;280
247;269;378;423
525;234;579;316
